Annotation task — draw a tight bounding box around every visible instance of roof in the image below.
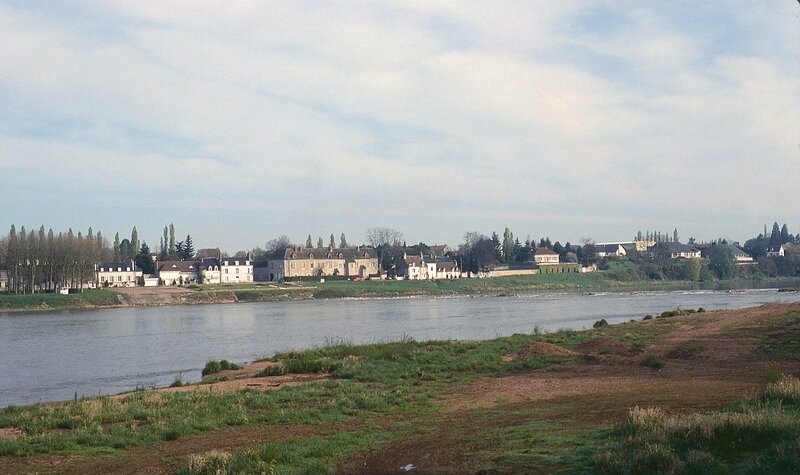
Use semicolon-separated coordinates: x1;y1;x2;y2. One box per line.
196;248;222;259
725;244;750;258
428;245;451;256
434;256;458;270
534;247;559;255
221;257;251;266
98;261;139;272
200;257;220;269
273;246;377;261
657;241;697;253
157;261;200;272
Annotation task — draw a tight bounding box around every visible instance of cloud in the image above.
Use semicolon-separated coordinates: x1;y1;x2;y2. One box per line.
0;1;797;249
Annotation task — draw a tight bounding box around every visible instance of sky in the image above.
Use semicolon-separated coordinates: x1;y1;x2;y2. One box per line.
1;1;798;254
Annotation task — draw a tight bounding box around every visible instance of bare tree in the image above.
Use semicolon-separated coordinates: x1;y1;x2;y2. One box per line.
265;235;293;255
365;227;404;274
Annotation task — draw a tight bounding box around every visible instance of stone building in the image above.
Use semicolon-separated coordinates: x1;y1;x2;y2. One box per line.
96;260;143;287
266;246;379;281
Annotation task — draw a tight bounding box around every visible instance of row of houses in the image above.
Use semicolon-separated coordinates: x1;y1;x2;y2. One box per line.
593;240;791;263
96;255;255;287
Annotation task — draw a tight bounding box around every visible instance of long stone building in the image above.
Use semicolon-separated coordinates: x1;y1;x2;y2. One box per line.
264;246;379;281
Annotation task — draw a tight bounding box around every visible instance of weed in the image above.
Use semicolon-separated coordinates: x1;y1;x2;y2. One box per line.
641;354;663;370
201;360;242;376
169;374;184;388
666;340;704;359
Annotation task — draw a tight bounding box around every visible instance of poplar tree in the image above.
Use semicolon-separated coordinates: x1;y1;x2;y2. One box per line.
340;233;348;248
329;234;335;248
317;237;324;248
306;235;313;248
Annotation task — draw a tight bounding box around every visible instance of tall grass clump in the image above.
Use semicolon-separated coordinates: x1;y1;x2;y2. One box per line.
594;376;800;473
201;360;242;376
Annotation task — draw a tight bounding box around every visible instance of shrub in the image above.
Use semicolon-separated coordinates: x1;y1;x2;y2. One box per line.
642;354;663;370
256;365;285;377
169;374;184;388
593;319;609;328
642;314;653;320
666;340;704;359
201;360;243;376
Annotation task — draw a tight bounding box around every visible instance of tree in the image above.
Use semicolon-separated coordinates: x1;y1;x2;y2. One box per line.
708;244;735;279
306;235;313;248
136;242;155;275
182;235;195;260
169;223;176;259
365;227;404;273
131;227;139;256
266;235;293;254
502;227;515;263
770;222;781;247
340;233;348;248
329;234;335;248
113;233;121;261
781;224;790;244
317;237;323;248
472;238;498;272
673;228;679;243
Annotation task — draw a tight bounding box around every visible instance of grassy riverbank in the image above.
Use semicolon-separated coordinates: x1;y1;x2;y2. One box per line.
2;273;799;313
1;302;799;473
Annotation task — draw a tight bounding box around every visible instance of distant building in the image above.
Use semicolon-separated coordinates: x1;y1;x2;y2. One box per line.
399;253;461;280
157;261;200;286
727;244;753;263
220;256;253;283
647;242;701;260
533;247;560;265
96;260;143;287
595;243;629;258
196;248;222;260
0;269;8;292
428;245;452;257
266;246;379;281
767;243;795;257
199;257;221;284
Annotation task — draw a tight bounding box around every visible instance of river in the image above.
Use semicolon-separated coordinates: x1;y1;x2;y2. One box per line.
1;289;799;407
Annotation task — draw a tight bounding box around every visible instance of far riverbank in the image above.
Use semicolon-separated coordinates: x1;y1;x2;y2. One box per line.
1;272;799;314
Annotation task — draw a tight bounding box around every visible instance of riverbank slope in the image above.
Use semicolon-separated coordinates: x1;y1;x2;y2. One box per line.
2;273;799;313
1;301;799;473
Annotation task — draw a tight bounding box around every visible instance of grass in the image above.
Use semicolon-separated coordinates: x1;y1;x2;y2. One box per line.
0;290;120;311
666;340;705;359
593;376;800;474
201;360;243;376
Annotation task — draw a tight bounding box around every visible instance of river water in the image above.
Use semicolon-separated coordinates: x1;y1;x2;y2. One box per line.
1;289;799;407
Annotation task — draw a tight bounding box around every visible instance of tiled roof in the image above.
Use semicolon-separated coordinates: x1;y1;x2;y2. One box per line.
98;261;139;272
534;247;558;255
275;246;377;260
157;261;200;272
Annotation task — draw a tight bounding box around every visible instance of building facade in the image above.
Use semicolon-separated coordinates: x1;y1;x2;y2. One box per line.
157;261;200;286
96;261;143;287
221;256;253;283
266;246;379;281
533;247;560;265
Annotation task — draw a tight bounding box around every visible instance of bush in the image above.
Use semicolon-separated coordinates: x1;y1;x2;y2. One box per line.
642;314;653;320
202;360;243;376
593;319;609;328
169;374;184;388
642;354;663;370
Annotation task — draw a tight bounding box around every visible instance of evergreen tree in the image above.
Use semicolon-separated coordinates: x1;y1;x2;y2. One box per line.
317;236;323;248
182;235;195;260
673;228;679;243
770;222;781;246
329;234;335;248
340;233;348;248
161;226;169;260
136;242;155;275
306;235;313;248
781;224;790;244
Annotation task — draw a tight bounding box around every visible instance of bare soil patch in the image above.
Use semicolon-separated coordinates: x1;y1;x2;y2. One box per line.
0;427;22;440
576;336;632;356
502;342;578;362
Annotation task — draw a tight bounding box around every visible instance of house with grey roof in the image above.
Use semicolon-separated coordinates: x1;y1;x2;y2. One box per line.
157;261;200;286
265;246;379;281
96;260;143;287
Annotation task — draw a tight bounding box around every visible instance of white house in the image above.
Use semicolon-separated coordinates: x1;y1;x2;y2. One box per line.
534;247;560;265
727;244;753;263
220;256;253;283
96;260;143;287
399;253;460;280
199;257;221;284
595;243;628;258
767;244;795;257
0;269;8;292
157;261;200;286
